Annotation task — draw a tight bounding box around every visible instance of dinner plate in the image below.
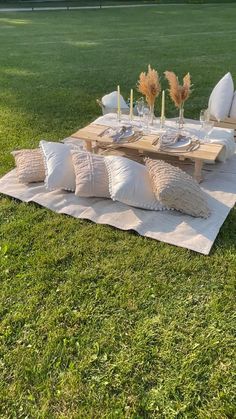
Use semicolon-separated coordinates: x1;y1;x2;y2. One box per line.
111;128;134;142
120;129;134;140
166;137;191;149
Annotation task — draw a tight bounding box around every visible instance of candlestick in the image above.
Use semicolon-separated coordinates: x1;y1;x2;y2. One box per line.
161;90;165;119
117;85;121;122
130;88;133;120
160;90;165;129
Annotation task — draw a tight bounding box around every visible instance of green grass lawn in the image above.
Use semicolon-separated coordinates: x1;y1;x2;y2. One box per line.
1;5;236;418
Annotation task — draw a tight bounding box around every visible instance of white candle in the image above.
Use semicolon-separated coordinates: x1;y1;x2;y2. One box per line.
161;90;165;119
117;85;120;117
130;89;133;119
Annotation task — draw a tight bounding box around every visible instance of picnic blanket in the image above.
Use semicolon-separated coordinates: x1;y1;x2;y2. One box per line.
1;153;236;254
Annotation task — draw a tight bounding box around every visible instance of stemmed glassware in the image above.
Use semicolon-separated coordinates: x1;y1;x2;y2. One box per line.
143;106;150;134
203;120;214;142
200;109;210;127
136;97;145;127
200;110;206;127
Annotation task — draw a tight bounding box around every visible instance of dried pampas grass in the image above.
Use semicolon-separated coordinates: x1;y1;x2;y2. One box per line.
164;71;192;108
137;65;161;107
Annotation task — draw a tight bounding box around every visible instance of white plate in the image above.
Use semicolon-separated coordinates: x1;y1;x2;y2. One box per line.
166;137;191;149
119;129;134;139
112;129;134;142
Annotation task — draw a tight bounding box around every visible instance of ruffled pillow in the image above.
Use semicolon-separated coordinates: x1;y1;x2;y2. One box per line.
12;148;45;183
71;151;110;198
145;158;210;218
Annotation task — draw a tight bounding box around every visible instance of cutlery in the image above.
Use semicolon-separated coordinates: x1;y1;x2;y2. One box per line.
159;140;200;154
152;136;160;146
98;127;112;137
128;133;142;143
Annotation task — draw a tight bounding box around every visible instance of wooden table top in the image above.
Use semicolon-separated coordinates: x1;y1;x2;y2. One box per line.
72;123;224;163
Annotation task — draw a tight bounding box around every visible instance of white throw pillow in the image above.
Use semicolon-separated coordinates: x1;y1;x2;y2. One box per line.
208;72;234;121
105;155;164;211
40;140;76;191
230;91;236;119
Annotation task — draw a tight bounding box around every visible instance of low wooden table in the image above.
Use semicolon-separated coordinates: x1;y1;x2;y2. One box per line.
71;122;224;183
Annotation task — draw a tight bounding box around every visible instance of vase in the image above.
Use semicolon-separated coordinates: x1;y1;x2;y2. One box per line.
177;105;185;131
149;104;155;126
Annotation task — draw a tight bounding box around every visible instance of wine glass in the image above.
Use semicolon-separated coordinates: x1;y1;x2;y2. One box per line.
203;120;214;142
136;97;145;126
143;106;150;134
200;109;210;128
199;110;206;128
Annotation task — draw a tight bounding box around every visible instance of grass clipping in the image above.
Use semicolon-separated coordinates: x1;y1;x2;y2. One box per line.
164;71;192;109
137;65;161;107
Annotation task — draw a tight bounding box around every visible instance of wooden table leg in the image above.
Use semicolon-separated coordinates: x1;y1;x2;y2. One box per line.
85;140;93;152
194;160;203;183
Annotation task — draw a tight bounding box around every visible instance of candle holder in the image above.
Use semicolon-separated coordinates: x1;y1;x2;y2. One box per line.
117;109;121;124
160;115;165;130
129;112;134;124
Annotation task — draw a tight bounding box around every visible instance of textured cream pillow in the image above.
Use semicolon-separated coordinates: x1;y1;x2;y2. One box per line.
145;159;210;218
71;151;110;198
11;148;45;183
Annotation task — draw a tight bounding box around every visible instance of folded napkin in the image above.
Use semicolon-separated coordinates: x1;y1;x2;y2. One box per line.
207;129;235;161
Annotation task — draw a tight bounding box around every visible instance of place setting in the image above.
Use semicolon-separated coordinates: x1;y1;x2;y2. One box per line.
151;131;201;153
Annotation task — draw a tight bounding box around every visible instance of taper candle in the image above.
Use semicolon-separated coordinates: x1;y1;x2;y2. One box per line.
117;85;121;119
130;88;133;119
161;90;165;118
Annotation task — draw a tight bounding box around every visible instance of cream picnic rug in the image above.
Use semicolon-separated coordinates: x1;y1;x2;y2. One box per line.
1;152;236;254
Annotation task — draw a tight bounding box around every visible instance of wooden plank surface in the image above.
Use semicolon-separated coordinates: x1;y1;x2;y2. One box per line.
72;123;224;162
210;115;236;136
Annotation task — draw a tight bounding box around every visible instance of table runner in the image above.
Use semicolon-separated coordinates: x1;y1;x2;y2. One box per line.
91;114;235;162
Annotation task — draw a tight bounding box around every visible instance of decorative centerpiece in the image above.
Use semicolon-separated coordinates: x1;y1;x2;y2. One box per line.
137;65;161;125
164;71;192;130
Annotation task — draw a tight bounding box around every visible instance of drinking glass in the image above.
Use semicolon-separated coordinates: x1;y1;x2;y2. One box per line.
143;107;150;134
200;109;210;127
199;110;206;127
203;120;214;142
136;97;145;126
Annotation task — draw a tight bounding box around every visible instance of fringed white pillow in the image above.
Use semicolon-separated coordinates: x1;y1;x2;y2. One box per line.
105;155;165;211
145;159;211;218
71;151;110;198
40;140;77;192
12;148;45;183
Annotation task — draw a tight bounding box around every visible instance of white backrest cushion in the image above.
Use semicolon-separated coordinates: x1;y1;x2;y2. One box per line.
40;140;76;191
230;91;236;118
208;72;234;121
105;155;165;211
102;91;129;109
